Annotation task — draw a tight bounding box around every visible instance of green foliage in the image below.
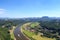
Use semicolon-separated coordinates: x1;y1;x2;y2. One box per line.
0;27;11;40
30;22;39;28
23;30;35;37
23;27;35;40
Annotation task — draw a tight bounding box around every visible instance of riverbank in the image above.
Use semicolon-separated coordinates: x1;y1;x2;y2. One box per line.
9;26;16;40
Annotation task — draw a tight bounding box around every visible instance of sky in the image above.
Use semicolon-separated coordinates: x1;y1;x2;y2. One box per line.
0;0;60;18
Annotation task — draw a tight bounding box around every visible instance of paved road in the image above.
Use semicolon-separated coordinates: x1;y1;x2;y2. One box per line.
14;24;29;40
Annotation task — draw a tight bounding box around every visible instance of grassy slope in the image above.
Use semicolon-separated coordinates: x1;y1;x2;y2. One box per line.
9;26;16;40
33;34;56;40
23;29;35;37
30;22;40;28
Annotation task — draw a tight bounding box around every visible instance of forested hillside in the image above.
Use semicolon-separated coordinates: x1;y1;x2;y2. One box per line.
0;27;12;40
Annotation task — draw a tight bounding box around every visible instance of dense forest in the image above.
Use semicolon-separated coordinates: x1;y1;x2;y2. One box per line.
38;19;60;40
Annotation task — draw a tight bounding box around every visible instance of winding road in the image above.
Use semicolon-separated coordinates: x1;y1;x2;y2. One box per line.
14;24;29;40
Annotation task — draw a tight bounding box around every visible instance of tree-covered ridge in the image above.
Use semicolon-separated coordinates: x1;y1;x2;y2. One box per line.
39;19;60;40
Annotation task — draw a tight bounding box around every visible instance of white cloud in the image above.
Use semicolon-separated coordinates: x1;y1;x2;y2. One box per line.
0;9;7;14
0;9;5;10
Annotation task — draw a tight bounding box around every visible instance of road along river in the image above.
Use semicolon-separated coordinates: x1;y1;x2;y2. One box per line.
14;24;29;40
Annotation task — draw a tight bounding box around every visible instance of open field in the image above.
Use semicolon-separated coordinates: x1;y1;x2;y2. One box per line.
30;22;40;28
33;34;56;40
